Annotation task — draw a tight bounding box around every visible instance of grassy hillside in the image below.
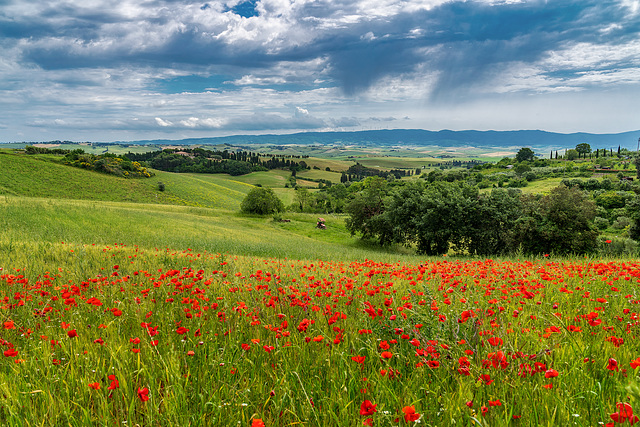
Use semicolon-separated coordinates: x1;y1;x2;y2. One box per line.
0;150;254;209
0;196;413;265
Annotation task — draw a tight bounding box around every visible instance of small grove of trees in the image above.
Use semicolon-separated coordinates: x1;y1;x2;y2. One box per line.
126;148;310;176
576;143;591;158
345;180;600;256
240;187;284;215
63;151;153;178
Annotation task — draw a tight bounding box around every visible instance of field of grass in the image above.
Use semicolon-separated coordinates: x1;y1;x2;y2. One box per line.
0;232;638;426
2;146;640;426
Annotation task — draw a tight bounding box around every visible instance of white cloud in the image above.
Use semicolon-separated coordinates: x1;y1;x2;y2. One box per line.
155;117;173;127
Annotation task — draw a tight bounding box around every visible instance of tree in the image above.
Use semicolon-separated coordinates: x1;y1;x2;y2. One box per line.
516;147;535;162
506;185;598;255
383;181;479;255
575;143;591;159
514;163;532;175
566;149;579;161
627;196;640;241
345;177;391;243
635;156;640;180
293;187;313;212
240;187;284;215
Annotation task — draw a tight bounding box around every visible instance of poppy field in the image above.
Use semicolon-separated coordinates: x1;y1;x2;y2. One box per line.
1;243;639;426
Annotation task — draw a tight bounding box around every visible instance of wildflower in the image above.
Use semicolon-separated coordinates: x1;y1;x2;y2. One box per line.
381;351;393;359
137;387;149;402
544;369;559;378
607;358;619;372
251;419;265;427
3;349;18;357
630;358;640;369
360;400;377;416
402;406;420;422
352;356;366;364
263;345;275;353
88;382;100;390
67;329;78;338
610;402;639;424
107;375;119;390
487;337;503;347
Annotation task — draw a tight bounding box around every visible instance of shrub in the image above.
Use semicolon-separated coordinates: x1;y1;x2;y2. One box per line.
240;187;284;215
593;216;609;230
599;237;639;256
612;216;631;230
157;182;165;192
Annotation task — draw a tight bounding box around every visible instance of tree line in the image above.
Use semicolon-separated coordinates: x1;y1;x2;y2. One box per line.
344;177;637;256
125;148;309;176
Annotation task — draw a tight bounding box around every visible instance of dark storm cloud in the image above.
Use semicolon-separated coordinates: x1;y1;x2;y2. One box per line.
321;0;638;97
8;0;640;98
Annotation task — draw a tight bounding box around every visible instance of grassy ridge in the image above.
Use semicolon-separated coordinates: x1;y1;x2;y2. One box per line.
0;196;413;264
0;151;260;209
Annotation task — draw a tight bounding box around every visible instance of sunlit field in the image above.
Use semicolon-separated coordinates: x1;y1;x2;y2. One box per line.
1;239;639;426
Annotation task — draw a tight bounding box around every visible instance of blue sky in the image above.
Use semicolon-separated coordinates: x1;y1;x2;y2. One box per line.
1;0;639;142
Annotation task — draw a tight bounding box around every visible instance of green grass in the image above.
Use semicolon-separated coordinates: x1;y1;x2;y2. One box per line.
0;195;412;263
1;147;640;426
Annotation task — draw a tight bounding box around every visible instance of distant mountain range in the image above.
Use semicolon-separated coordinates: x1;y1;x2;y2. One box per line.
117;129;640;150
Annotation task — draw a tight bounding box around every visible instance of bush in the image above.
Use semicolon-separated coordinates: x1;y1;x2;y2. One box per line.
240;187;284;215
157;182;165;192
612;216;632;230
594;216;609;230
599;237;639;256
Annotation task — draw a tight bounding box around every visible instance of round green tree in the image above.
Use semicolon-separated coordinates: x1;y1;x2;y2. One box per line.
240;187;284;215
516;147;535;162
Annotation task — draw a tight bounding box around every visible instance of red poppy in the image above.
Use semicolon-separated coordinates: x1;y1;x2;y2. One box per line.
263;345;275;353
363;418;374;426
241;343;251;351
3;349;18;357
108;375;119;390
67;329;78;338
381;351;393;359
352;356;366;364
251;419;265;427
176;327;189;335
360;400;377;416
88;382;100;390
137;387;149;402
402;406;420;422
630;358;640;369
488;399;502;407
544;369;559;378
607;358;619;372
610;402;639;424
487;337;503;347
